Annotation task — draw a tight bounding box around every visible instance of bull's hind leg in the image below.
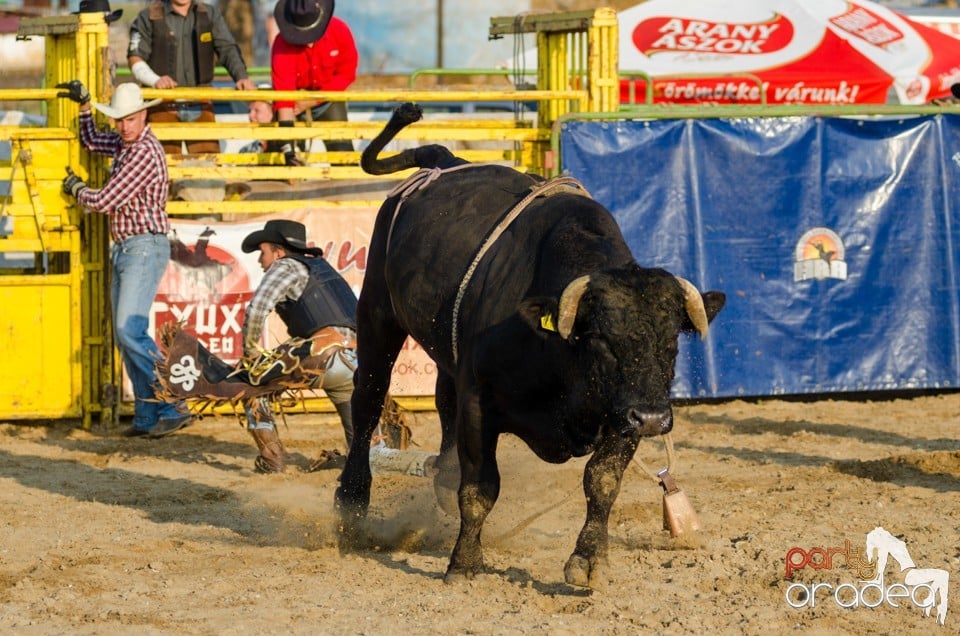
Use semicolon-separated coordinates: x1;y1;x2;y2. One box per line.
432;370;460;516
335;295;408;546
564;432;640;589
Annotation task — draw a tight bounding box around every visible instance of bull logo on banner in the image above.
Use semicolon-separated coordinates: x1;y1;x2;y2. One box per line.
794;227;847;282
152;225;255;363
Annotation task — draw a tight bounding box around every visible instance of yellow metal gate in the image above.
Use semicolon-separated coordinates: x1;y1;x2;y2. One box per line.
1;14;116;426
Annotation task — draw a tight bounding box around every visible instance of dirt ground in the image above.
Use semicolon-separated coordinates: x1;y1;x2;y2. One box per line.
1;392;958;634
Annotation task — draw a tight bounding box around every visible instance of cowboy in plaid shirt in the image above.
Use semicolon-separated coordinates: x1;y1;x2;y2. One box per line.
58;80;191;439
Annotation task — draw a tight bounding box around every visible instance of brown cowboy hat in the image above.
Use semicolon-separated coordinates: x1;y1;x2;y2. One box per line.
274;0;335;46
242;219;323;255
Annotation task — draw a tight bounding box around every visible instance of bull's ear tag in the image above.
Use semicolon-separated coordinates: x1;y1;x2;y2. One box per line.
658;468;701;537
540;312;557;332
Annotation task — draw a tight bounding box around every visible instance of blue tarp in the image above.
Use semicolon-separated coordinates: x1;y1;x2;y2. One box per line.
561;115;960;398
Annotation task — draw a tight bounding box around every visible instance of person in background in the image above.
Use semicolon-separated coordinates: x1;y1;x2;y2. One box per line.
56;80;192;438
128;0;257;154
239;220;357;473
72;0;123;25
238;87;305;155
218;0;256;66
238;97;274;153
270;0;357;166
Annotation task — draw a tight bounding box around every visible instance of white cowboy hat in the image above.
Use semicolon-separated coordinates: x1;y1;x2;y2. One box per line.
92;83;163;119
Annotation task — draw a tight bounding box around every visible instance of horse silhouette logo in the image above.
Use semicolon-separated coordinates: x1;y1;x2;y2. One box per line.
784;526;950;624
865;527;949;625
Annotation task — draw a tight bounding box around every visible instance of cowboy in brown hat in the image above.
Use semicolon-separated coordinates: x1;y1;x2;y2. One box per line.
239;219;358;473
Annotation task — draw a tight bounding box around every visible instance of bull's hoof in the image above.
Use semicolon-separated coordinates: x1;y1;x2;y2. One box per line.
443;564;483;584
336;512;371;554
443;569;471;585
334;486;368;553
563;554;608;590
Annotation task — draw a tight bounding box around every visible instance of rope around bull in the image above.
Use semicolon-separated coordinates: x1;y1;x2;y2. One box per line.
450;175;591;364
383;165;592;364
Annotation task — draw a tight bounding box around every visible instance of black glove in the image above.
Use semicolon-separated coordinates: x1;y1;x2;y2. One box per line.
62;167;88;198
278;120;303;167
55;80;91;106
281;142;304;167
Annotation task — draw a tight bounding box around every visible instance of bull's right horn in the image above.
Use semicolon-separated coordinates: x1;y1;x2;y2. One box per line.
557;275;590;339
675;277;708;339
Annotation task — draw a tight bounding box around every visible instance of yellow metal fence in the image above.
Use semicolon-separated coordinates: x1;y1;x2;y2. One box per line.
0;9;618;425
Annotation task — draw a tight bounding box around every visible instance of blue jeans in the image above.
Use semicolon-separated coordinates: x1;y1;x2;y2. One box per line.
111;233;183;430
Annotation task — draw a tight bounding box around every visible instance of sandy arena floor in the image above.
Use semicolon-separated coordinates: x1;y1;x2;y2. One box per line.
1;392;958;634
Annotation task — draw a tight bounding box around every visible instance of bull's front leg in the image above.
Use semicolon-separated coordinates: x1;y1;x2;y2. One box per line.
564;432;640;589
445;393;500;583
336;320;407;550
335;388;381;537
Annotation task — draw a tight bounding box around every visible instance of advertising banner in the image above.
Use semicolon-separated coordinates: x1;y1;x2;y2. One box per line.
613;0;960;104
129;205;437;402
561;114;960;398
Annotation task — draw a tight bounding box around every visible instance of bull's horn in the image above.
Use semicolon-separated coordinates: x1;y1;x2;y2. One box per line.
676;277;708;339
557;275;590;339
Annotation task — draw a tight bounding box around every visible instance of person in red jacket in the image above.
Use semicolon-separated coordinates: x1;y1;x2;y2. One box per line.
270;0;358;164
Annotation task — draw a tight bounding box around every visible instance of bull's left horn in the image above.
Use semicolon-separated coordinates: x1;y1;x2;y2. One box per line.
557;275;590;339
676;277;708;339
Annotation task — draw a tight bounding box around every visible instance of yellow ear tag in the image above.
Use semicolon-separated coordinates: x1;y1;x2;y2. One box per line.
540;313;557;332
200;32;213;43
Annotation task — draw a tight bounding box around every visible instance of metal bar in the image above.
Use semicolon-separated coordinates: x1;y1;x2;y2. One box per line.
166;200;387;216
408;68;536;87
137;88;583;103
150;125;547;142
115;65;274;78
17;145;48;253
0;87;582;104
490;11;598;36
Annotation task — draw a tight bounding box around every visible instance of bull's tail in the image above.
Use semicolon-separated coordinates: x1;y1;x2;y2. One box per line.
360;102;466;175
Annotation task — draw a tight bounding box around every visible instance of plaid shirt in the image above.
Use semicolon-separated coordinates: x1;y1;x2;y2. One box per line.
242;257;309;357
76;110;170;242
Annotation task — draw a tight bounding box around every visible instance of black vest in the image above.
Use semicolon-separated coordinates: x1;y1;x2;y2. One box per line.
148;0;215;86
276;254;357;338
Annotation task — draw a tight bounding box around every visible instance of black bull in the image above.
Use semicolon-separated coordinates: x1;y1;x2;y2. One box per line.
336;103;726;587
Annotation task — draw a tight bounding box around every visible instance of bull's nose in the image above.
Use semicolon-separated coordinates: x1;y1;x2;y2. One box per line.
622;408;673;437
